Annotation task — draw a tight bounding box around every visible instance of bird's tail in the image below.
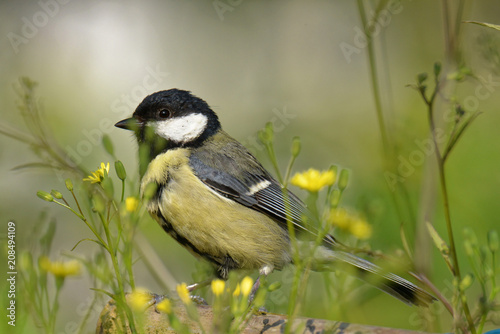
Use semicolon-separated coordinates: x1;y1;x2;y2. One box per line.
311;246;436;307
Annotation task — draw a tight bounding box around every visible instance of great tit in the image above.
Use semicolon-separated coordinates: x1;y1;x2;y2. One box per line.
115;89;435;306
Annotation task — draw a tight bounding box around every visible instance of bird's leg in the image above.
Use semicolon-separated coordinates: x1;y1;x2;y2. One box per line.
186;279;212;305
248;264;274;305
248;276;261;304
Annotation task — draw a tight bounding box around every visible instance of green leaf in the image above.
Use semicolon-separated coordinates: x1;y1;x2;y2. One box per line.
443;111;482;161
465;21;500;31
11;162;55;171
400;224;413;259
71;238;106;251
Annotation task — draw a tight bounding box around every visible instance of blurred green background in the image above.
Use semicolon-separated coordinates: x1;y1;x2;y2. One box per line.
1;0;500;332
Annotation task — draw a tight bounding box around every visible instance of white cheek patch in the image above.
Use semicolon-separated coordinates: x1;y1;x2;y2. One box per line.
153;113;208;143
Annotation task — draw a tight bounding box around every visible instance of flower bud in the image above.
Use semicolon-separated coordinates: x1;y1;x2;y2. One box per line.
211;279;225;297
417;72;428;85
488;230;498;253
156;298;172;314
102;135;114;156
329;189;341;208
459;274;473;291
115;160;127;181
338;169;350;191
433;62;441;78
37;191;54;202
291;136;301;157
51;189;63;199
265;122;274;142
65;178;74;191
240;276;254;297
268;281;281;292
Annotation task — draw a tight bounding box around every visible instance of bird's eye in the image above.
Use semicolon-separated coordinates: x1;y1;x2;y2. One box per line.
158;109;170;118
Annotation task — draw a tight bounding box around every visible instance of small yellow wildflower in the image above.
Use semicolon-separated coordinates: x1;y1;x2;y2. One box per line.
290;168;336;192
327;208;351;230
233;283;241;297
176;283;191;305
328;208;372;240
39;256;81;278
350;219;372;240
240;276;254;297
156;298;172;314
125;197;139;212
83;162;110;184
211;279;225;297
128;288;151;311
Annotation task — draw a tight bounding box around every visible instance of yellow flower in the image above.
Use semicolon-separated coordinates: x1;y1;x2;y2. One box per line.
125;197;139;212
83;162;110;184
156;298;172;314
176;283;191;305
350;219;373;240
128;288;151;311
39;256;81;278
327;208;372;240
211;279;225;297
240;276;254;297
290;168;336;192
233;284;241;297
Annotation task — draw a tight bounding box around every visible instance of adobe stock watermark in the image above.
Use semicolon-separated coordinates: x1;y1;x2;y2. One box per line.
6;0;73;54
240;106;296;153
339;0;409;64
54;63;169;181
385;74;500;192
213;0;243;21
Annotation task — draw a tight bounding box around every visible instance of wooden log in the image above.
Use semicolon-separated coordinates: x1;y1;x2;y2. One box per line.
96;293;436;334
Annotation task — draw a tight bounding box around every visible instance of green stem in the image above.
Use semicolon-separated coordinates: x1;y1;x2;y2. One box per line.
356;0;390;155
70;189;85;218
99;212;137;333
49;281;62;333
427;94;476;334
265;142;283;183
120;179;125;202
283;154;298;188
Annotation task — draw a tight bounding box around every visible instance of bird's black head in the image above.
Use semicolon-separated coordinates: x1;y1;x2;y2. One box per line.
115;89;221;153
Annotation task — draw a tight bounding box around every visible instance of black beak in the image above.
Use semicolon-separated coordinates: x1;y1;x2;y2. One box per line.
115;118;142;131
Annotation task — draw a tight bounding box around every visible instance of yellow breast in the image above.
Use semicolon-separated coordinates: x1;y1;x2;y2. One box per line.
141;148;291;272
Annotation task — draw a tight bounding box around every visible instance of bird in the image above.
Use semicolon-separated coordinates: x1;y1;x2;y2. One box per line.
115;89;435;306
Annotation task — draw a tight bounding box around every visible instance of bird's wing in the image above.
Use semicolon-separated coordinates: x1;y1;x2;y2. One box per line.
188;132;436;306
189;131;314;235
